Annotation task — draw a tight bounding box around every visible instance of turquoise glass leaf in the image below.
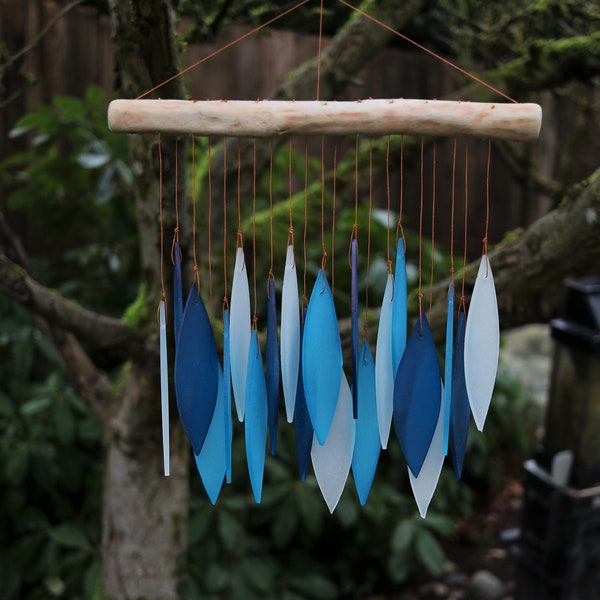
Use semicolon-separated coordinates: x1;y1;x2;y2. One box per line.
352;341;380;505
302;270;343;445
245;330;268;503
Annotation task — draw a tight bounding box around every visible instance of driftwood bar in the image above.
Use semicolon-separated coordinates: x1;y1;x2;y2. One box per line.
108;99;542;141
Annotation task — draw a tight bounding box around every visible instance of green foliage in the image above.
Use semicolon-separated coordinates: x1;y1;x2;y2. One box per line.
0;299;104;600
0;86;139;318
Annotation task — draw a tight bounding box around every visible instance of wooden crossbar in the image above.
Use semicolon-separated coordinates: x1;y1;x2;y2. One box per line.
108;99;542;141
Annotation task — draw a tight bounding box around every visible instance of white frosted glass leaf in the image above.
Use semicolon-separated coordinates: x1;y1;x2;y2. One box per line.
375;273;394;449
194;366;226;504
408;386;444;518
159;300;170;477
464;256;500;431
311;376;355;513
230;247;251;422
281;245;300;423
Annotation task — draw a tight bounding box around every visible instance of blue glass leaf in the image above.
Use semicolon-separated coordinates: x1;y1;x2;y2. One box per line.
450;311;470;480
281;244;300;423
443;282;455;455
245;330;268;503
302;270;343;445
294;306;312;481
195;366;226;504
393;314;442;477
223;307;233;484
173;241;183;345
174;282;219;455
352;341;380;505
464;256;499;431
350;238;359;419
266;275;280;455
159;300;170;476
392;243;408;376
230;247;251;421
375;273;394;449
311;375;355;513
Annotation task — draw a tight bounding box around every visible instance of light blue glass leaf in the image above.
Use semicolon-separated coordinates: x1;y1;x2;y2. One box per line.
230;247;251;422
195;366;226;504
350;238;359;419
464;256;499;431
375;273;394;449
392;243;408;376
159;300;170;477
281;245;300;423
393;314;442;477
245;330;268;503
174;283;219;455
266;275;280;455
443;282;455;455
302;270;343;445
450;311;470;480
408;385;444;518
173;241;183;345
294;307;313;480
352;341;380;505
311;375;355;513
223;308;233;484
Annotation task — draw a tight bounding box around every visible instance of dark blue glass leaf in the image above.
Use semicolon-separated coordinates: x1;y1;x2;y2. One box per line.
294;306;312;480
266;275;280;456
450;311;470;480
443;282;455;455
174;282;219;455
352;341;380;505
173;241;183;345
393;314;442;477
245;330;268;503
302;270;343;445
350;238;359;419
223;308;232;484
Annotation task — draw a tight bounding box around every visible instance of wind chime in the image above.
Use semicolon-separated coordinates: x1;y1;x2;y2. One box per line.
108;1;542;516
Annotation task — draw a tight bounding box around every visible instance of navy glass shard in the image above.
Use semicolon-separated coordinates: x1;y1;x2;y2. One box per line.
174;282;219;455
450;311;470;480
173;241;183;345
294;306;313;480
266;275;280;455
393;314;442;477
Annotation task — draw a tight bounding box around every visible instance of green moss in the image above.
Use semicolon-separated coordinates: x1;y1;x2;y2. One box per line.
122;283;152;333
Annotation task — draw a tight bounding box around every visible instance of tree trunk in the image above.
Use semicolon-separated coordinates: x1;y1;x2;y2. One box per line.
104;1;190;598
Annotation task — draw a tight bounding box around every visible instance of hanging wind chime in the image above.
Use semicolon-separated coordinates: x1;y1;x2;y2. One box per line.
107;0;542;516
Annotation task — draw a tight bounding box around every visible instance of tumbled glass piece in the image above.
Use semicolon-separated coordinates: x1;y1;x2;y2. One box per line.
443;282;455;455
392;243;408;375
350;238;359;419
159;300;170;477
